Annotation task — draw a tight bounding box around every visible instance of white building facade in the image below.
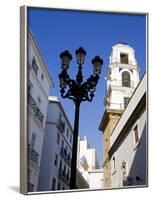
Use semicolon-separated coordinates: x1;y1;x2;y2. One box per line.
77;136;104;189
38;96;73;191
27;29;54;192
77;136;99;172
109;74;147;187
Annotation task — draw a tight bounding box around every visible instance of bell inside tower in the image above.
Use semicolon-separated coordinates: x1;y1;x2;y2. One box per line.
120;53;128;64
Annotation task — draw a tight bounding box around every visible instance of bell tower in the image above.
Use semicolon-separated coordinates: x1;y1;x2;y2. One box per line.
99;43;140;187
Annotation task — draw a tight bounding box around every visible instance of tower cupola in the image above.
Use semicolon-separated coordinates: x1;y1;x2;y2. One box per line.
105;43;140;110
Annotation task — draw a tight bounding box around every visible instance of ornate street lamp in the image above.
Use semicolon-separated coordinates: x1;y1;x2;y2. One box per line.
58;47;103;189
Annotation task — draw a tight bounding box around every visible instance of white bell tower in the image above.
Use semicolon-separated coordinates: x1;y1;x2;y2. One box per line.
105;43;140;110
99;43;140;187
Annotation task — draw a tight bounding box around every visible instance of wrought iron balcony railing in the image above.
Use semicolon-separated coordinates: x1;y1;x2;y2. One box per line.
28;93;44;124
28;144;39;165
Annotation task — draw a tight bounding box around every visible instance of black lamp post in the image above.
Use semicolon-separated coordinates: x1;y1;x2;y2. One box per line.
58;47;103;189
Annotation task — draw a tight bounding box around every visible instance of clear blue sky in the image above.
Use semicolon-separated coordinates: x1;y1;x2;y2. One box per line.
28;7;146;166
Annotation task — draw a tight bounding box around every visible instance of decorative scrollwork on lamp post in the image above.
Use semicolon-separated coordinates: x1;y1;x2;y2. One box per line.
58;47;103;189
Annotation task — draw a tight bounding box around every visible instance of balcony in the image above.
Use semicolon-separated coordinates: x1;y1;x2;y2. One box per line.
107;80;138;89
28;94;44;124
59;170;70;185
60;148;71;166
28;144;39;165
105;102;124;110
28;93;37;114
57;118;65;133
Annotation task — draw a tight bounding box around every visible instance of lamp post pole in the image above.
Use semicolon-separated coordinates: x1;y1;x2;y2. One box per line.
70;101;80;189
58;47;103;189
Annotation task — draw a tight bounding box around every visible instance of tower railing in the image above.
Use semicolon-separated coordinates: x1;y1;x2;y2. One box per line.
105;102;124;110
107;80;139;89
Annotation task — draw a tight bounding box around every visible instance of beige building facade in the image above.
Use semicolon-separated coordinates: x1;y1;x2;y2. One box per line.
99;109;122;187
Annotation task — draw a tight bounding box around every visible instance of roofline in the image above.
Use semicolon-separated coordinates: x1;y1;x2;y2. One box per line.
28;26;55;87
48;96;73;133
88;169;103;173
112;42;134;50
98;109;122;132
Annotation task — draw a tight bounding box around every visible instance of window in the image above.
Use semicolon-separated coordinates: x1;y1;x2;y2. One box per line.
31;132;37;149
121;161;127;180
41;73;44;81
63;165;66;177
68;152;71;161
59;160;62;176
112;156;116;173
66;128;69;138
32;57;38;75
54;154;58;166
58;182;61;190
64;146;68;156
133;125;139;145
58;113;65;133
59;113;62;120
124;97;130;109
52;178;56;190
28;182;34;192
70;134;72;143
67;169;70;181
120;53;128;64
28;169;32;179
37;96;41;106
122;71;130;87
28;81;33;95
57;132;60;145
61;140;64;148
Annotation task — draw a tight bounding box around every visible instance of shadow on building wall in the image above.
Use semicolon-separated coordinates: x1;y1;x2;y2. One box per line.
123;124;147;186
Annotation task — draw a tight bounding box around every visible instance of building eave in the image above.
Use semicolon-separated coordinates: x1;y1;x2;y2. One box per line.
28;26;55;87
98;109;123;133
48;96;73;134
